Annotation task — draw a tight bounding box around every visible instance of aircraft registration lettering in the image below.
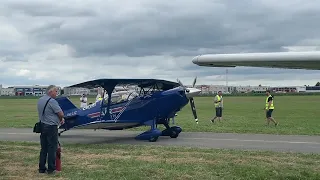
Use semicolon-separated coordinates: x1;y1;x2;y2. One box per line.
82;102;97;110
66;111;77;117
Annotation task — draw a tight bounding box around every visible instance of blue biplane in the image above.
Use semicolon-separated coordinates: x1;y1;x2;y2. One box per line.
56;78;201;142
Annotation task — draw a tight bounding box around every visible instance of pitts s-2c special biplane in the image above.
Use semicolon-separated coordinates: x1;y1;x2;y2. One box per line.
55;78;201;142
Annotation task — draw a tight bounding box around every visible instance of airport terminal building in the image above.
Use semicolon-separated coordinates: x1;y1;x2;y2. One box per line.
196;85;269;94
0;85;61;96
269;86;320;93
0;84;319;96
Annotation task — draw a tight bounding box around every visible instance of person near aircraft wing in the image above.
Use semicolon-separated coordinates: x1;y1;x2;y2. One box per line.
192;51;320;127
264;90;278;126
211;91;223;123
95;92;103;102
37;85;65;174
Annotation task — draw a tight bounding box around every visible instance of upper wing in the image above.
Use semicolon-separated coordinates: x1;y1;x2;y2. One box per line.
192;51;320;70
66;78;180;91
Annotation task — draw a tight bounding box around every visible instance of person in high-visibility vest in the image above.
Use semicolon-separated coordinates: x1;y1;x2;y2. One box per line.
264;90;278;126
211;91;223;123
95;93;103;102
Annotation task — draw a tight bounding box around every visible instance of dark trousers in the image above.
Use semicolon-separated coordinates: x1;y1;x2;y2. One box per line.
39;123;58;172
215;107;222;117
266;109;274;118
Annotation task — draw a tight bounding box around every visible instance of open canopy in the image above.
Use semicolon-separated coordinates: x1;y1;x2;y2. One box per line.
192;51;320;70
67;78;180;92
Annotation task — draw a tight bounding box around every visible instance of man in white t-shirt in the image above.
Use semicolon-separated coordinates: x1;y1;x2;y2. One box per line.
80;94;88;108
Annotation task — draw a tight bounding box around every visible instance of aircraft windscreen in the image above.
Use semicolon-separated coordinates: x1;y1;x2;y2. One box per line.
96;81;169;105
102;90;140;105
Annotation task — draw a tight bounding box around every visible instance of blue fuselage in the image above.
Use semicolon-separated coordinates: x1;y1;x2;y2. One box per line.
57;86;189;130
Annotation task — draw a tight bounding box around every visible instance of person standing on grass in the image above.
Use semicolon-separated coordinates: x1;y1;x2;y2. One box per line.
80;94;88;108
37;85;65;174
264;90;278;126
211;91;223;123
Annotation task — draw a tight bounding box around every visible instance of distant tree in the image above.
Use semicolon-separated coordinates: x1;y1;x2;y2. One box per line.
316;82;320;86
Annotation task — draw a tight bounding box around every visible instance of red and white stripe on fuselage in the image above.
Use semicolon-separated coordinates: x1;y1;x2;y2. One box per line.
110;106;124;114
88;112;100;118
87;106;124;119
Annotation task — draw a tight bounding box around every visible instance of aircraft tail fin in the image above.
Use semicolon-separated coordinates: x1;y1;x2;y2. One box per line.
56;96;78;111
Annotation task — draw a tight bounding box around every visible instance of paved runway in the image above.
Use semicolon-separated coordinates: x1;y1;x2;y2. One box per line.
1;128;320;153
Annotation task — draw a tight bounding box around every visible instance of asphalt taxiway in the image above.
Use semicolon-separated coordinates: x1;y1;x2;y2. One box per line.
1;128;320;153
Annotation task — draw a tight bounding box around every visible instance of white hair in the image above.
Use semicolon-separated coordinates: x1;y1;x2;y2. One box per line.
46;85;57;94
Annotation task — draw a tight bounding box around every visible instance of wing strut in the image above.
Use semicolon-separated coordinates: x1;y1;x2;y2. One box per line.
102;84;116;121
98;89;106;122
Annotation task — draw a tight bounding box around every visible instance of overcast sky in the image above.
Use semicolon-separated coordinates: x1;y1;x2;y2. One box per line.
1;0;320;88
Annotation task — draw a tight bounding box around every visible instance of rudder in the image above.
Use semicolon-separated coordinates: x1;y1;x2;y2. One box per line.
56;96;78;111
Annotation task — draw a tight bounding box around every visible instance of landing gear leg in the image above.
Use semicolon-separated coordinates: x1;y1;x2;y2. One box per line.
135;119;161;142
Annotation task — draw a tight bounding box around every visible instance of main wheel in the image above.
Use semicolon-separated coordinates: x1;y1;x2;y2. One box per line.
149;136;159;142
170;130;179;138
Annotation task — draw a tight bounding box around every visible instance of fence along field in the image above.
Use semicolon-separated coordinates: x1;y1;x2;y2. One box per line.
0;94;319;135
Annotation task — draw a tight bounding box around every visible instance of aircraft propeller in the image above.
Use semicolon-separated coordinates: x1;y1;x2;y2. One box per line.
177;77;201;124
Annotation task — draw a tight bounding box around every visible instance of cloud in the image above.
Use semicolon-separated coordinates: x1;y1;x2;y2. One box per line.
0;0;320;88
15;69;31;76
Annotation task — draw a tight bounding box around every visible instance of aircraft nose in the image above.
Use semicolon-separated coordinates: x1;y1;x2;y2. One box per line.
185;87;202;98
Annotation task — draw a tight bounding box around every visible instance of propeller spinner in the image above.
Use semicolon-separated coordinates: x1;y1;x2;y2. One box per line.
177;77;201;124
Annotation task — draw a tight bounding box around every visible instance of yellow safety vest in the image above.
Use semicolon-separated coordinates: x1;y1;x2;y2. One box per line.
214;95;221;107
265;95;274;110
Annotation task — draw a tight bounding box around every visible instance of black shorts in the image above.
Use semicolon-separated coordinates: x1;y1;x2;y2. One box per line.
215;107;222;117
266;109;273;118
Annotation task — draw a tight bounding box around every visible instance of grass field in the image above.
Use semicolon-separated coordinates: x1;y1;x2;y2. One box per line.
0;95;319;135
1;96;320;179
1;141;320;180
